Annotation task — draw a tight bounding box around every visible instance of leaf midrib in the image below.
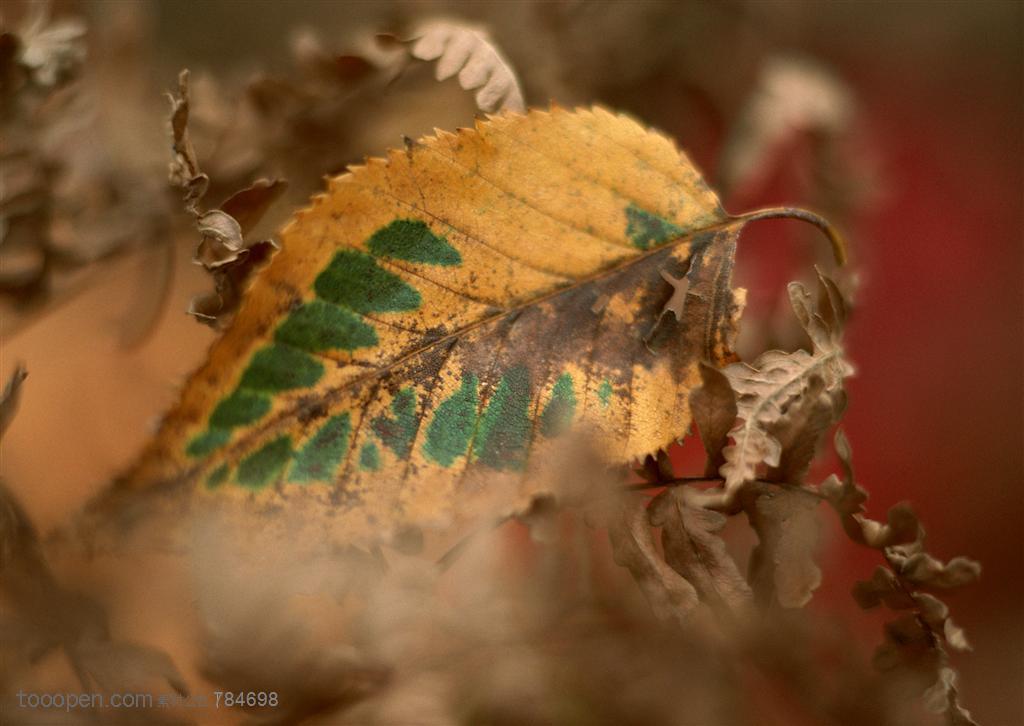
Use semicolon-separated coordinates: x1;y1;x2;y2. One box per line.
167;216;743;488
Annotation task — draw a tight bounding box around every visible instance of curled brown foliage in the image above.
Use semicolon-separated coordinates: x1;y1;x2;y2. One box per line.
0;2;178;346
166;70;286;329
0;6;987;723
823;430;980;724
610;273;980;725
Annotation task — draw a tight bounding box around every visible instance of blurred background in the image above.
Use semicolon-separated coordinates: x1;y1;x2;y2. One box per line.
2;1;1021;723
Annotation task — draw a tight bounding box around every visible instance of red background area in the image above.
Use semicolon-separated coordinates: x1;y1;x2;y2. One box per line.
694;11;1023;721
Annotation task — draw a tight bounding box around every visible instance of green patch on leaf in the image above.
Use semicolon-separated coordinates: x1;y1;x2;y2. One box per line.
209;389;272;429
372;387;418;459
423;374;479;466
540;373;576;438
359;442;381;471
290;413;351;483
187;427;231;458
367;219;462;266
474;365;532;471
206;463;230;489
315;249;421;313
239;343;324;392
276;300;378;352
625;203;684;250
237;436;293;489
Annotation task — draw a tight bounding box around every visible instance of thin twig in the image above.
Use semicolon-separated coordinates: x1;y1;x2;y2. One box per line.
625;476;826;502
735;206;848;265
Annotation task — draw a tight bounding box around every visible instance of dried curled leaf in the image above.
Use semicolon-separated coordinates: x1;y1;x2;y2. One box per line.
743;485;821;608
188;180;286;327
852;570;970;653
766;377;846;485
688;362;737;476
822;428;921;549
168;70;288;329
648;487;753;613
703;272;852;508
218;178;289;242
167;69;209;211
872;613;940;674
924;668;979;726
887;547;982;591
858;503;922;550
874;618;977;725
852;566;915;610
914;594;971;653
608;495;698;625
408;20;525;113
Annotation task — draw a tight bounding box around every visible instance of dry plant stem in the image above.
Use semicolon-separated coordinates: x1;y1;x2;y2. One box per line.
626;476;825;503
888;554;941;648
735;207;848;265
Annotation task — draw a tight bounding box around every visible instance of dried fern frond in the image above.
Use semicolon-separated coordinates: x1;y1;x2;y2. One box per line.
408;20;526;113
698;271;854;508
823;430;980;725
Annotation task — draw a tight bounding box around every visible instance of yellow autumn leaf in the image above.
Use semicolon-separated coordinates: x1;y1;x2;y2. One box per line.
93;106;843;544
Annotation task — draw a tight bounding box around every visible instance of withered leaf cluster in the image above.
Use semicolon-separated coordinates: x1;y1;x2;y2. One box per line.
0;2;178;346
822;430;980;725
610;271;980;725
182;505;932;726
